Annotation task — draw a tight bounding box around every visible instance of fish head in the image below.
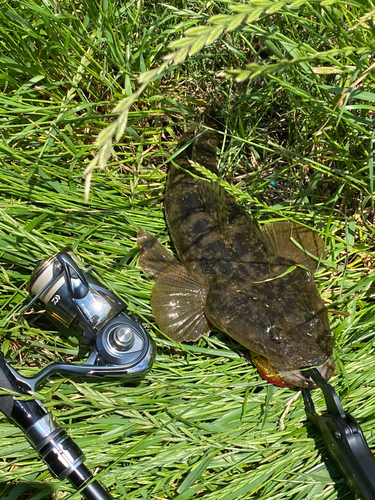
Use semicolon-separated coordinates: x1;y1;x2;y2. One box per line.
204;264;334;388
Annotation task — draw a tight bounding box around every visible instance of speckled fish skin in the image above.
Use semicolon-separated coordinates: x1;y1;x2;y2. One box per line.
163;119;333;382
166;128;270;287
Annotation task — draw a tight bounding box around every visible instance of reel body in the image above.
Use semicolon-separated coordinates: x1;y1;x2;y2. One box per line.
17;248;156;391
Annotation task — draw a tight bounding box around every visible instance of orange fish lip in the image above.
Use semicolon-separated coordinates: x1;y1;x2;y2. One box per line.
255;356;335;389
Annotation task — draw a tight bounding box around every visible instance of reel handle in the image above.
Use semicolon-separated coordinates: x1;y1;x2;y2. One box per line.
9;340;156;393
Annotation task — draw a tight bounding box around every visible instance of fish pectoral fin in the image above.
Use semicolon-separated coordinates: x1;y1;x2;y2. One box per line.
138;228;211;341
261;221;324;272
151;272;211;342
137;227;185;279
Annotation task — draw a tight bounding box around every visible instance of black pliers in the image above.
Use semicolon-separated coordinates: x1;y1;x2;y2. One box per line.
303;369;375;499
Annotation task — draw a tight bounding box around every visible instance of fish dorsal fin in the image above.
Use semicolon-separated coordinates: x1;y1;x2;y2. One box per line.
261;221;324;272
198;180;229;238
151;272;211;342
137;227;185;279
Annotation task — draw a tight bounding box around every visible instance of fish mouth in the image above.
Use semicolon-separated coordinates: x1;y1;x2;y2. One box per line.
255;356;335;389
279;357;335;388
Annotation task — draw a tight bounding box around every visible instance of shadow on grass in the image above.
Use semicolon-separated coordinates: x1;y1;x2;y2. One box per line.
0;476;59;500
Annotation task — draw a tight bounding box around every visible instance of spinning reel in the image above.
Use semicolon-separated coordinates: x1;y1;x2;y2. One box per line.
14;247;155;392
0;248;155;500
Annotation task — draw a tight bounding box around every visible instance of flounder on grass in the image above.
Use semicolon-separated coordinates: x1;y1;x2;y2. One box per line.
138;113;334;388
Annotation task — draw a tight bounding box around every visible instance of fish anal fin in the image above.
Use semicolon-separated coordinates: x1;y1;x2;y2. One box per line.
262;221;324;272
137;227;185;279
151;272;211;342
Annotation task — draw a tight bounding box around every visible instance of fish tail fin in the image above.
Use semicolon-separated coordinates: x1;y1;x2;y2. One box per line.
177;105;225;174
201;104;225;134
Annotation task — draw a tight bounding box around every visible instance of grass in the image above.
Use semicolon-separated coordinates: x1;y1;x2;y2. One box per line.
1;0;375;498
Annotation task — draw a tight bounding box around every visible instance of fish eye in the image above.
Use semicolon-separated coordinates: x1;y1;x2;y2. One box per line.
269;326;283;343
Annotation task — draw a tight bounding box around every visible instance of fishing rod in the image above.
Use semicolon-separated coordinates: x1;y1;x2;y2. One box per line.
0;353;112;500
0;248;156;498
